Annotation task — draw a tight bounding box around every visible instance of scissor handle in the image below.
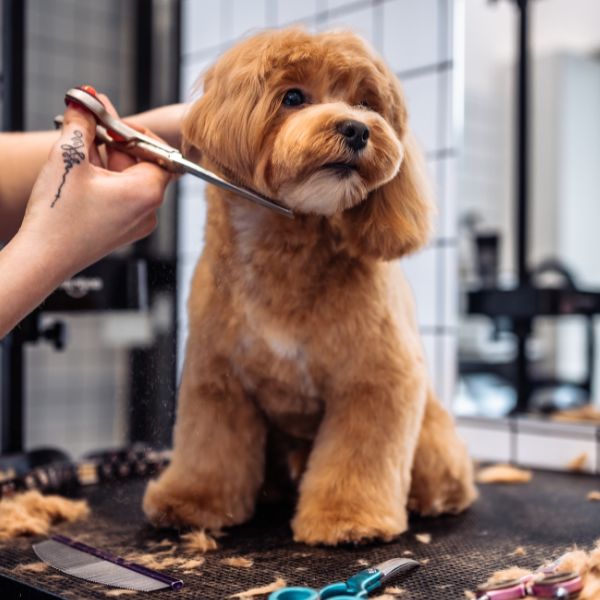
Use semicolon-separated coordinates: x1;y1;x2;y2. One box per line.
65;86;145;144
270;559;419;600
57;87;187;175
476;578;528;600
65;86;182;161
269;586;318;600
530;572;583;598
268;570;382;600
269;584;368;600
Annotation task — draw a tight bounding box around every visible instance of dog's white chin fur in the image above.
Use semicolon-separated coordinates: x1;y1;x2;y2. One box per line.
279;170;369;216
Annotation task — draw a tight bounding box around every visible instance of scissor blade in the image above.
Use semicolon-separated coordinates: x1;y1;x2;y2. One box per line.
375;558;420;583
176;156;294;219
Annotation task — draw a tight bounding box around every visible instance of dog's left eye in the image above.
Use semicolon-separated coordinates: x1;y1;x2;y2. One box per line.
358;100;373;110
283;89;306;107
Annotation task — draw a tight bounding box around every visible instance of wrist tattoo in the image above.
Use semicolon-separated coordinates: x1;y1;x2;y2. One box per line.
51;130;85;208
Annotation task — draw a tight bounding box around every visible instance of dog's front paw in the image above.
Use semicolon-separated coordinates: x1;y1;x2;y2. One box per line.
143;477;250;530
408;478;477;517
409;450;478;517
292;502;407;546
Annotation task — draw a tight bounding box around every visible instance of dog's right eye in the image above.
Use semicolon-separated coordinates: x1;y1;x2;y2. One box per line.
282;89;305;107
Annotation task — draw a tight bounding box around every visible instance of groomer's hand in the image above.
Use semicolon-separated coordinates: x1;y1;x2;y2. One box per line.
0;100;172;338
20;100;172;278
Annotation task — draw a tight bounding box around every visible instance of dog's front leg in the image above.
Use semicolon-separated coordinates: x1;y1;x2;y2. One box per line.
409;389;477;516
143;355;266;531
292;367;427;546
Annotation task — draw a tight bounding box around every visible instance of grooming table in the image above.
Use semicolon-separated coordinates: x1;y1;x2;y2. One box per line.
0;470;599;599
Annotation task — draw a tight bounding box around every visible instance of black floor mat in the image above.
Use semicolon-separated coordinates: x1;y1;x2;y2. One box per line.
1;470;599;599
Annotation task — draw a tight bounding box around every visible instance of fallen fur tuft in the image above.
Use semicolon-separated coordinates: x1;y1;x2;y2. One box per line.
230;577;286;598
180;529;218;554
0;491;89;540
476;464;532;484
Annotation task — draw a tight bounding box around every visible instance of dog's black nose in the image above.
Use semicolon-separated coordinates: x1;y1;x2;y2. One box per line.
337;120;370;151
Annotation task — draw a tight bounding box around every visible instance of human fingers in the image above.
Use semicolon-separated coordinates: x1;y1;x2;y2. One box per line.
98;92;172;175
44;102;95;206
111;160;172;211
57;101;97;157
116;121;183;177
98;94;163;172
106;147;137;172
108;121;169;173
89;143;103;167
114;212;159;249
88;92;158;142
136;212;159;239
90;92;137;172
97;92;118;117
61;103;103;167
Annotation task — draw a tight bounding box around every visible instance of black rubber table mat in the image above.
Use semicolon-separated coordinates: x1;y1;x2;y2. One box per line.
1;470;599;599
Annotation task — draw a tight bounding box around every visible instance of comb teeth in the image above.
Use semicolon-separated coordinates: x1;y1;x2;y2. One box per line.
33;539;169;592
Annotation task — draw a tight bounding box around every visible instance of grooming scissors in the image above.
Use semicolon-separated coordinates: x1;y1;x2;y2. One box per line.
476;555;583;600
269;557;420;599
54;85;293;219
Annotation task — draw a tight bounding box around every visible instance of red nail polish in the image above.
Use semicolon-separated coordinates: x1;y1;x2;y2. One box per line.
80;84;98;97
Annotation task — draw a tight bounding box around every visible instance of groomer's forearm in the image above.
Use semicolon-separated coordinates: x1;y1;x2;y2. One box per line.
0;131;60;242
127;103;186;149
0;230;69;338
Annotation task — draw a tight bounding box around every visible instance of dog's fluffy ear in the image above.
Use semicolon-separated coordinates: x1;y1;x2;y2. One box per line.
181;56;270;177
181;66;216;156
342;130;433;261
339;52;434;260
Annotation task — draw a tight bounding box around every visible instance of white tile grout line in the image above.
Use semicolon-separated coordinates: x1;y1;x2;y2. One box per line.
183;0;456;64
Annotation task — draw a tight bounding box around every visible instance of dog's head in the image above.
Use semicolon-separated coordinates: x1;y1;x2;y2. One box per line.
183;28;432;259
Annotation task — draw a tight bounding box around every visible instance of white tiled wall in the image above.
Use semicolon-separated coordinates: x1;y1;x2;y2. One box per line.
320;5;376;44
382;0;439;73
277;0;320;24
178;0;462;406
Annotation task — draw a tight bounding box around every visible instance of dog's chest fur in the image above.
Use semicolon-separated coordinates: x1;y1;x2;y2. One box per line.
225;206;357;439
223;203;392;440
230;305;324;440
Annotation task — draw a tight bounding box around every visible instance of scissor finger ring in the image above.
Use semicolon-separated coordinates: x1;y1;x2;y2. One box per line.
476;577;529;600
530;572;583;599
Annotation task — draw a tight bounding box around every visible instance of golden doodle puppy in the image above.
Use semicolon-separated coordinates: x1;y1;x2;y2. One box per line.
144;28;477;545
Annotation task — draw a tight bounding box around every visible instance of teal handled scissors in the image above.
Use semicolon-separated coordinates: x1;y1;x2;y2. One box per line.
269;557;420;599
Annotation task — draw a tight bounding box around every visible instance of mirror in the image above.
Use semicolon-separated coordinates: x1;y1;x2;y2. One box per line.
456;0;600;419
